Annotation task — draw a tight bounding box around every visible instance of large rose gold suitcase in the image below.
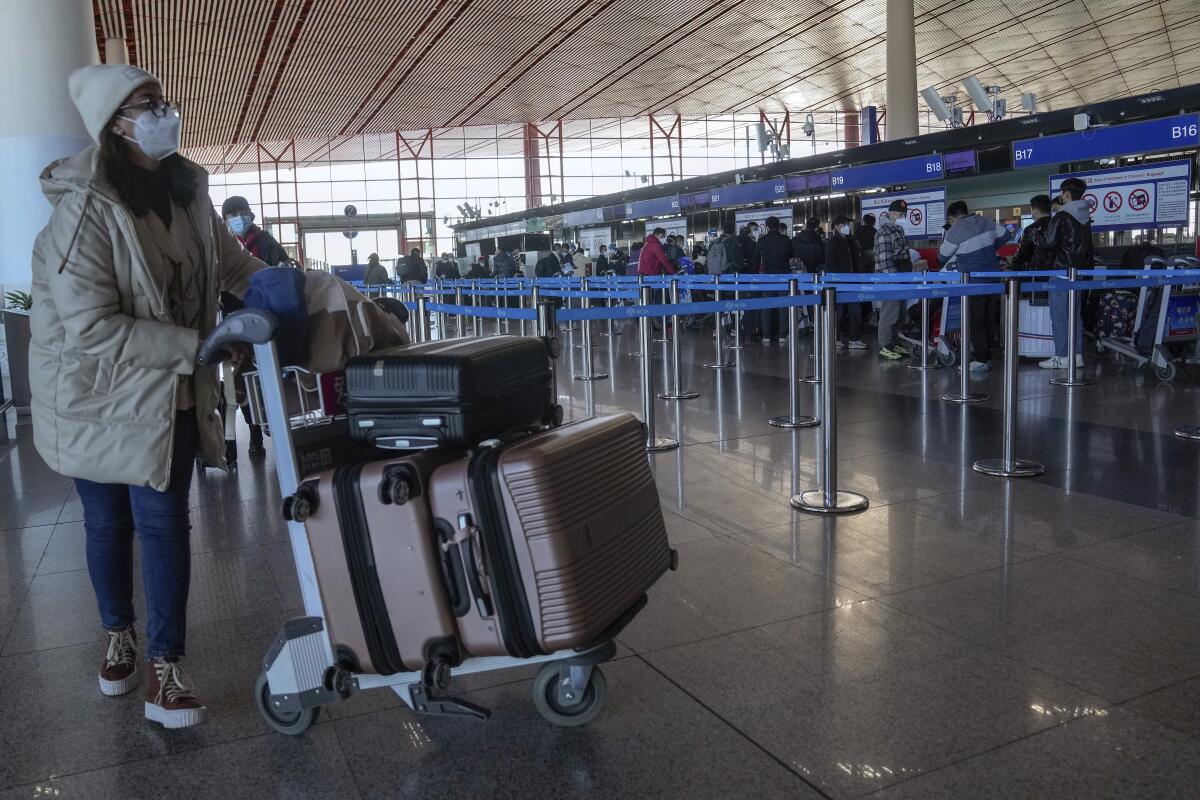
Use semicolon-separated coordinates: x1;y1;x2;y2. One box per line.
428;413;675;658
295;451;466;675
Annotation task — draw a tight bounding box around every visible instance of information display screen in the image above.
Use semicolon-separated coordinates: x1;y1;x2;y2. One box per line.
807;172;831;191
943;150;977;176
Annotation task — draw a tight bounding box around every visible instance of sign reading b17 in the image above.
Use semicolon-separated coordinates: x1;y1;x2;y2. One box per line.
1050;160;1191;232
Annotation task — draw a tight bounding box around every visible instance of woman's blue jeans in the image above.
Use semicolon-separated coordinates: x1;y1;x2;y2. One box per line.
75;411;198;659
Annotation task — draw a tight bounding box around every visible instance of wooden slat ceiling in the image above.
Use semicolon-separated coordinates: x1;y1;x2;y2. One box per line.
95;0;1200;165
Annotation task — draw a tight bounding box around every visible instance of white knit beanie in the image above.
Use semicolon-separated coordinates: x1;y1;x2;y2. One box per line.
68;64;162;144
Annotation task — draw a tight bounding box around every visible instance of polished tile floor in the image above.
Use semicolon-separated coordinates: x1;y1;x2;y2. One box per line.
3;321;1200;799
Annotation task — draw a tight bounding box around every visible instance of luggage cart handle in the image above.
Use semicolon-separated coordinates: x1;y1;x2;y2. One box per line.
197;309;279;366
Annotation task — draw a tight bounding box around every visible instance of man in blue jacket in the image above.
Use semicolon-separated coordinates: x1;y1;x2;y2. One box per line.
940;200;1011;371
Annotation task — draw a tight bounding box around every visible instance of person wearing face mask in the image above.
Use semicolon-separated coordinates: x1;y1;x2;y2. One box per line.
220;196;289;267
826;215;866;350
29;65;267;729
637;227;677;277
1033;177;1093;370
873;199;912;360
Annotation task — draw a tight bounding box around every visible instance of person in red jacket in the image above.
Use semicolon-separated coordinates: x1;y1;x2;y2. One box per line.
637;227;677;276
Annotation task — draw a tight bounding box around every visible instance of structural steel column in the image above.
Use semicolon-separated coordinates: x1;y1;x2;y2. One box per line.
885;0;918;140
0;0;96;288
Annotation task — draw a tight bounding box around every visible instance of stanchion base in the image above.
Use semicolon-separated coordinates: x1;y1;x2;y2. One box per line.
1175;426;1200;440
653;337;671;343
703;361;736;369
972;458;1045;477
658;390;700;400
727;344;744;350
800;376;821;384
573;373;609;381
626;352;644;358
645;436;679;452
768;415;820;429
1049;376;1093;387
942;393;989;403
791;490;869;514
907;363;939;371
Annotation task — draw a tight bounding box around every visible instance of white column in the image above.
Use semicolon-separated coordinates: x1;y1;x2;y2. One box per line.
105;37;129;66
0;0;97;288
885;0;918;140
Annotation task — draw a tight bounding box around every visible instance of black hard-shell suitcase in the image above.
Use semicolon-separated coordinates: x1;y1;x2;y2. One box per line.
345;336;559;451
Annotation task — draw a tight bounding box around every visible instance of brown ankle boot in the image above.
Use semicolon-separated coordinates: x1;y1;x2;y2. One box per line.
99;628;139;697
144;658;208;729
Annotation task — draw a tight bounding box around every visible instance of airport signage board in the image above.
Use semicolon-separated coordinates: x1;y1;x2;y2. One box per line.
710;178;788;208
785;175;807;194
526;217;545;232
1013;114;1200;168
1049;159;1192;232
860;187;946;240
829;154;943;191
628;195;679;218
563;208;604;226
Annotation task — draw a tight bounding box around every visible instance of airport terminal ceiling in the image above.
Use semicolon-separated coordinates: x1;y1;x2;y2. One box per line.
95;0;1200;164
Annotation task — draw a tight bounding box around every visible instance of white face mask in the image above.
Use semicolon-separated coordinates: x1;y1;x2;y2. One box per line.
118;108;182;161
839;225;850;236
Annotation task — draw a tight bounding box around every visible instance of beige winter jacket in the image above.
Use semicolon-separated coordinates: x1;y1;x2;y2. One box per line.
29;147;263;491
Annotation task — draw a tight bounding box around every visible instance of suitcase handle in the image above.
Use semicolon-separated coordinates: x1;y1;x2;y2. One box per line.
455;514;494;619
434;520;471;617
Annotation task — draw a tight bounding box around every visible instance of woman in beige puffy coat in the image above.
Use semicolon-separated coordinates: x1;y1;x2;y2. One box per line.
29;65;264;729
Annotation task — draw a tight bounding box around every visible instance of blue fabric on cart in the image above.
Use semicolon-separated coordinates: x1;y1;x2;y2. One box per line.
243;267;310;366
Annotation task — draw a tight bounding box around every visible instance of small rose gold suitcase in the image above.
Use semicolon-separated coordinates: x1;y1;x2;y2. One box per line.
428;413;675;658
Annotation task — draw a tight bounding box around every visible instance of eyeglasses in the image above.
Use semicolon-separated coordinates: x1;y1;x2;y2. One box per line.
119;98;180;118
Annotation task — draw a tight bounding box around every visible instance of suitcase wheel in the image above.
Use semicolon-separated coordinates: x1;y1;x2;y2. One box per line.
532;662;607;728
254;671;320;736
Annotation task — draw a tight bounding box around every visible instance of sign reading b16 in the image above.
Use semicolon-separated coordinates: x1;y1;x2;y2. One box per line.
1050;159;1191;233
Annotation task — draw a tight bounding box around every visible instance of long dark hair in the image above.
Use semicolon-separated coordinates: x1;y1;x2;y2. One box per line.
98;127;197;216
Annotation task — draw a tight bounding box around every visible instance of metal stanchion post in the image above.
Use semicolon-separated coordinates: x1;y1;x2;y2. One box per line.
943;274;989;403
415;296;429;343
640;286;678;451
493;292;504;336
801;284;821;384
770;279;820;429
574;279;608;382
433;280;445;340
973;277;1044;477
518;291;528;337
704;284;735;368
908;272;936;371
653;278;671;342
628;277;646;357
729;282;743;350
470;284;481;338
659;280;699;400
536;301;560;408
454;286;465;337
1050;267;1092;387
793;288;869;513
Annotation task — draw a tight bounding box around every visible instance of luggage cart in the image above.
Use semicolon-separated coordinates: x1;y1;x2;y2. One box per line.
198;310;615;736
1095;256;1200;383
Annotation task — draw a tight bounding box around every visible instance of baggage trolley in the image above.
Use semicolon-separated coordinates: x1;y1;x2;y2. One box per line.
1095;256;1200;383
198;309;615;736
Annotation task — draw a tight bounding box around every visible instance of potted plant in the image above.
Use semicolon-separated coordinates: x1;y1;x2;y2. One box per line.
3;290;32;413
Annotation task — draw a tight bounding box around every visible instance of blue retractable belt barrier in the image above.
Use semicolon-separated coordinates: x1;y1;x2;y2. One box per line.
820;271;963;284
834;283;1005;304
555;293;821;322
425;302;537;320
